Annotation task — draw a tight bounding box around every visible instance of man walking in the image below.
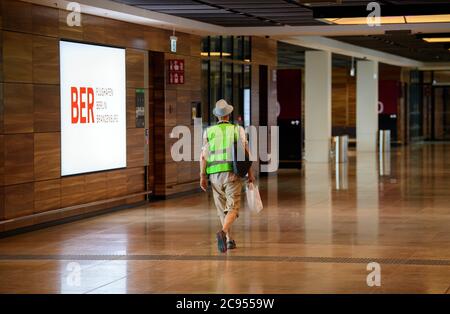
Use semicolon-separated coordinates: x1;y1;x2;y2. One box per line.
200;99;255;253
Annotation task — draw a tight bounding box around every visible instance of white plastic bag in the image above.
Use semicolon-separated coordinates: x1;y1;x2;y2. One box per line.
246;182;263;214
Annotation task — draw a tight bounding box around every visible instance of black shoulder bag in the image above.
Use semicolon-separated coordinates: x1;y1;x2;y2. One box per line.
231;125;252;178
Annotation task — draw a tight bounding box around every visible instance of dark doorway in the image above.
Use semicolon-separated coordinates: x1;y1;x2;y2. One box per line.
277;69;302;168
259;65;268;175
259;65;268;126
433;86;450;140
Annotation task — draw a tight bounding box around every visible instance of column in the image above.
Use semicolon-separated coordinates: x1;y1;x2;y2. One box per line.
357;60;379;152
304;51;332;162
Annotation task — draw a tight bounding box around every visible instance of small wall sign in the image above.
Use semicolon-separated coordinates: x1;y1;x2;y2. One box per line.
135;88;145;128
168;59;185;84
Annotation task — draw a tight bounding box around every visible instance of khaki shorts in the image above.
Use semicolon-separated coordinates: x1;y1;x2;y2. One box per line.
210;172;242;218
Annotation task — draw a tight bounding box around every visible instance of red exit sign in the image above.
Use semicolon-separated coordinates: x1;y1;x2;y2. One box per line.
168;59;185;84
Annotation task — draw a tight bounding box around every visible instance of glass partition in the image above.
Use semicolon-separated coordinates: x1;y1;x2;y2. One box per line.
201;36;252;125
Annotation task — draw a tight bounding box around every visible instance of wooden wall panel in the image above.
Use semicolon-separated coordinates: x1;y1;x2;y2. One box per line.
332;68;349;127
176;89;192;125
177;161;193;184
106;169;127;198
0;32;3;83
174;32;192;56
34;132;60;181
191;90;201;105
34;84;60;132
34;179;60;213
189;57;201;90
4;183;34;219
125;24;147;50
85;172;107;203
127;168;145;204
32;35;59;84
58;8;83;40
164;162;178;187
126;167;145;194
163;89;177;127
145;28;169;53
61;175;85;207
154;126;166;165
31;5;59;37
0;0;204;229
332;67;356;129
3;31;33;83
2;0;32;33
0;135;4;186
154;49;202;196
3;83;34;133
190;35;201;57
252;37;277;66
126;49;146;88
103;19;129;48
83;14;105;44
127;128;145;168
4;134;34;185
0;82;3;134
0;187;4;221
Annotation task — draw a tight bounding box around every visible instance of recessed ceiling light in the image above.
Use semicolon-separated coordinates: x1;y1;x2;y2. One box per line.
314;4;450;25
406;14;450;23
200;52;231;57
322;16;405;25
423;37;450;43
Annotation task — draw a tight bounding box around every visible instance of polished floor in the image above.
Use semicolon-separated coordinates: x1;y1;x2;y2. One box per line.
1;143;450;294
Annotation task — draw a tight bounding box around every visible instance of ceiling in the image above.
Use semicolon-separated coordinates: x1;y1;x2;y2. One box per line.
113;0;319;27
278;41;308;68
332;33;450;62
111;0;450;63
278;41;353;68
112;0;450;27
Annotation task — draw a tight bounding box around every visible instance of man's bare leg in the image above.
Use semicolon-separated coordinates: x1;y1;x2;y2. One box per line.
222;211;237;235
220;214;232;241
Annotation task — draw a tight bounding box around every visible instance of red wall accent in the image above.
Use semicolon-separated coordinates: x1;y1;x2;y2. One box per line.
379;80;399;114
277;69;302;120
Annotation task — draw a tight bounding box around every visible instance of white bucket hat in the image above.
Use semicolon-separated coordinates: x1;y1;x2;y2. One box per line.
212;99;233;117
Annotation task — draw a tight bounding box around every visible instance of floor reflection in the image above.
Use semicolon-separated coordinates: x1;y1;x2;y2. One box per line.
379;152;391;177
333;162;349;190
304;162;332;244
356;152;379;241
0;143;450;293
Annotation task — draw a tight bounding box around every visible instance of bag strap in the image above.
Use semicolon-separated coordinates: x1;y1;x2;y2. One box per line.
234;124;239;143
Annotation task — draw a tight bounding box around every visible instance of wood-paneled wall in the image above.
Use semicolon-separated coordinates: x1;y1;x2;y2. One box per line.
332;67;356;132
251;37;278;174
153;47;203;197
0;0;202;232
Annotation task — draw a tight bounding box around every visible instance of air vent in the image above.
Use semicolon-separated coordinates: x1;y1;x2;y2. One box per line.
384;30;412;35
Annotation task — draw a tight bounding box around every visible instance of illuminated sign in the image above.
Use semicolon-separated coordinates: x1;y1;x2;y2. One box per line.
60;41;126;176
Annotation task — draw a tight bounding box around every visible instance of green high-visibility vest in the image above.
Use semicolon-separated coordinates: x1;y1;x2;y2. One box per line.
206;122;238;175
